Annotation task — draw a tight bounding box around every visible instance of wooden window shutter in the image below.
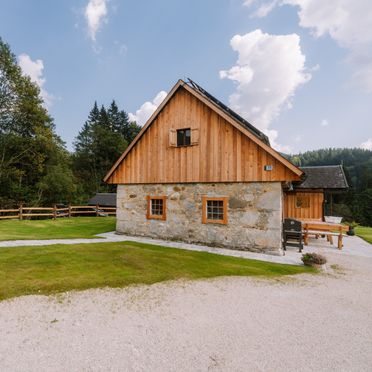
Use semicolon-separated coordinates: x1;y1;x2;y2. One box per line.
169;129;177;147
191;128;199;145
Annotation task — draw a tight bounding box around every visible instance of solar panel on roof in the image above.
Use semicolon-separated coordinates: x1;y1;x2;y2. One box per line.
187;78;270;146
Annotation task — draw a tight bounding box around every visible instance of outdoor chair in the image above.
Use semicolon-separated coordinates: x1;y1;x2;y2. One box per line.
283;218;303;253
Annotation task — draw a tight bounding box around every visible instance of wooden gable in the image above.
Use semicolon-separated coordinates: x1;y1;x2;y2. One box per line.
105;82;302;184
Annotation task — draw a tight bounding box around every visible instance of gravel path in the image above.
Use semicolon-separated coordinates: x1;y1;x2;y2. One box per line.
1;240;372;371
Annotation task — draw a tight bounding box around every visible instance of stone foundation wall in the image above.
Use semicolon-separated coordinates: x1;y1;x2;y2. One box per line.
116;182;283;255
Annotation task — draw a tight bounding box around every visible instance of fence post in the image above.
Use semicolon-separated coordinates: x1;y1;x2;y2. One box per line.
96;204;99;217
19;204;23;220
68;203;72;218
53;204;57;220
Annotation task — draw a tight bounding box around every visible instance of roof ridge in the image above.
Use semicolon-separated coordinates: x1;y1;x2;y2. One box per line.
300;165;342;168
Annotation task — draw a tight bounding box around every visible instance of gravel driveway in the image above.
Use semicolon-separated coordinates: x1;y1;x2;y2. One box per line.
1;242;372;371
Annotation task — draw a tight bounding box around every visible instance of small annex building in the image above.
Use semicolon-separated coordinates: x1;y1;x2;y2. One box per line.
284;165;349;221
104;79;305;255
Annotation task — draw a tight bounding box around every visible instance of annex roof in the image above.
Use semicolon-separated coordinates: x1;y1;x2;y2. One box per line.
297;165;349;190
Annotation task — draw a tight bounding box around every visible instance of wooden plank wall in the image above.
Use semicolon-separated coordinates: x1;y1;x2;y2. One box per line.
108;87;300;184
283;191;324;220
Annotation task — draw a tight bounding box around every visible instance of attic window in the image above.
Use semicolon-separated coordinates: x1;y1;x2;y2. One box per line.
146;196;166;220
177;128;191;146
295;195;310;209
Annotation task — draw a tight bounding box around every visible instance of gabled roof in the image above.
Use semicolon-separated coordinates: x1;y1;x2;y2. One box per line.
87;193;117;207
104;79;303;182
296;165;349;190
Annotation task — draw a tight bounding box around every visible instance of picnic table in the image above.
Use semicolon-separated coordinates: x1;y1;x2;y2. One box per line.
300;220;349;249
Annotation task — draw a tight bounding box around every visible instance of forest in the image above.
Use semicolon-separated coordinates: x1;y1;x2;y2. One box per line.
1;37;371;225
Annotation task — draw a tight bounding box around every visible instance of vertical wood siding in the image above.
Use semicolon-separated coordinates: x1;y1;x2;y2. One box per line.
283;191;324;220
108;87;300;184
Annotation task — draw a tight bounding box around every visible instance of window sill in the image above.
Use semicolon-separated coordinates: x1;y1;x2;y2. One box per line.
147;214;166;221
204;219;227;225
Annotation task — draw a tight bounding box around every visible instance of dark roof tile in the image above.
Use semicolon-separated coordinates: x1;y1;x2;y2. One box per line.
296;165;348;189
88;193;117;207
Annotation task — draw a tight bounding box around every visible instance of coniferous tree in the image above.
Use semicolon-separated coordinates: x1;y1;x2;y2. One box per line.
99;105;110;128
107;100;141;143
123;120;141;144
74;101;99;154
107;100;122;132
73;101;133;199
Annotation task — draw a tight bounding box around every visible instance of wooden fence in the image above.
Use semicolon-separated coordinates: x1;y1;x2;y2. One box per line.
0;205;116;220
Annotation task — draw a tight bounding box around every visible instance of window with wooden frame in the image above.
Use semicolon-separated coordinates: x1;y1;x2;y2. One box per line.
202;196;228;225
169;128;199;147
146;196;167;220
177;128;191;146
295;195;310;208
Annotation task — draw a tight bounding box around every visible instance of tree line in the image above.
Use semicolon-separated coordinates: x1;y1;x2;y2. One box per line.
0;37;140;207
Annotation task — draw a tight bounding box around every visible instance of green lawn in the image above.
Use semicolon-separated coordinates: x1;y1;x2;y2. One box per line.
0;241;314;301
0;217;116;241
356;226;372;244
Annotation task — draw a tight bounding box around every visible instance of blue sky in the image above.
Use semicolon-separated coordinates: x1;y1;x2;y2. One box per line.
1;0;371;153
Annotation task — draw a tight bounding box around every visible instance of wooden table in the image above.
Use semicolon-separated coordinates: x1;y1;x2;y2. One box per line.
300;220;349;249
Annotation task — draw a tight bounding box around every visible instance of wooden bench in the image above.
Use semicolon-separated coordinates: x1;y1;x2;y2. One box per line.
302;222;348;249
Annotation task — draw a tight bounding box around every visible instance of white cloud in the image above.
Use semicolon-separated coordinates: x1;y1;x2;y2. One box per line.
282;0;372;46
219;29;310;152
360;138;372;150
310;64;320;72
85;0;108;42
246;0;372;92
129;91;168;125
321;119;328;126
286;0;372;92
243;0;257;6
252;0;279;18
18;53;53;107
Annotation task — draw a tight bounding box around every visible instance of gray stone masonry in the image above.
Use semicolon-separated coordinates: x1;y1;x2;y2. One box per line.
116;182;283;255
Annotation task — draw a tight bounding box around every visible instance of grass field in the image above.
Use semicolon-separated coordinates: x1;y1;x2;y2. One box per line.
0;241;314;301
0;217;116;241
356;226;372;244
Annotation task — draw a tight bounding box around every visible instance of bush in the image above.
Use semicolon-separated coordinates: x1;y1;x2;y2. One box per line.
346;221;359;229
301;253;327;266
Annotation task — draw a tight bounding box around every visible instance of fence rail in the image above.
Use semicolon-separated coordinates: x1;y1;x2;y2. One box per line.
0;204;116;220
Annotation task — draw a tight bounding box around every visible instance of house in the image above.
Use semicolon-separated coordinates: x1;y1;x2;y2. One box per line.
88;193;117;207
104;79;306;255
284;165;349;221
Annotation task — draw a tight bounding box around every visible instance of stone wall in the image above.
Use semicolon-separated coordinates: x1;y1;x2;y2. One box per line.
116;182;283;255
